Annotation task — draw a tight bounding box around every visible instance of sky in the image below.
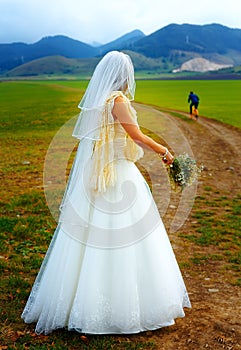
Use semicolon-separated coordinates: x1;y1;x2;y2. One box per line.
1;0;241;45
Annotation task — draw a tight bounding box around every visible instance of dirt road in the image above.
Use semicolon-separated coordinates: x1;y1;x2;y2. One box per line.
124;107;241;350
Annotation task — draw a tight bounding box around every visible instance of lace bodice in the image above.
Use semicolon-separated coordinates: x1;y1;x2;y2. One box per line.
113;121;127;158
90;91;144;193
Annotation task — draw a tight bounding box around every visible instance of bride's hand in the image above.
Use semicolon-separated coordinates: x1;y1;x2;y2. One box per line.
162;151;174;165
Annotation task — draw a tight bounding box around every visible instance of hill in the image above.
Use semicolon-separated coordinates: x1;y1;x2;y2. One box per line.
128;23;241;63
5;55;100;77
0;36;97;73
97;30;145;55
1;24;241;77
0;30;145;74
5;51;168;78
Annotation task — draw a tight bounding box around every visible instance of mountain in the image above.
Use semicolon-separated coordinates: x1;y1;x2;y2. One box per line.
0;35;98;73
1;24;241;76
97;30;145;55
5;51;167;77
127;23;241;60
0;30;145;73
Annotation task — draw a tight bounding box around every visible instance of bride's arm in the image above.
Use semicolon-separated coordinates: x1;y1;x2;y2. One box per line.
112;96;174;165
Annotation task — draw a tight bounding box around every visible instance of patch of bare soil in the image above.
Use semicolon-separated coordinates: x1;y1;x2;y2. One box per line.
126;110;241;349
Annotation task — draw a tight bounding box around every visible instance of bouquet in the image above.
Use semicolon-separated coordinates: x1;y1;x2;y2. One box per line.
167;153;202;191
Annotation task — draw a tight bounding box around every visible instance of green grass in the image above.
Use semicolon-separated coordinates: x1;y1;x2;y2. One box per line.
0;79;158;350
0;80;240;348
0;81;87;134
179;192;241;283
134;80;241;128
1;80;241;128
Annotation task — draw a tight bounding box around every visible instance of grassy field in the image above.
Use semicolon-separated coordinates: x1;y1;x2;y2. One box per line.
136;79;241;128
1;81;156;349
0;80;240;349
7;80;241;127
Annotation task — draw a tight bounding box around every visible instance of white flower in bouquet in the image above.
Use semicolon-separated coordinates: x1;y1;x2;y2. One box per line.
167;153;203;191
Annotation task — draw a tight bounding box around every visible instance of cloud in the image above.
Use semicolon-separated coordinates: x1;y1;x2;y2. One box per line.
0;0;240;44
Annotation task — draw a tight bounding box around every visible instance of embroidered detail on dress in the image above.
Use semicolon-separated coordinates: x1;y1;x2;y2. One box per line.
90;91;143;193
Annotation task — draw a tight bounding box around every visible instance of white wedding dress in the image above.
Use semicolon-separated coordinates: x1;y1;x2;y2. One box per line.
22;93;191;335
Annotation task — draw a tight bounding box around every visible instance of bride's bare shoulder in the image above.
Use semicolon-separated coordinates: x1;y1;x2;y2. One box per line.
114;95;125;103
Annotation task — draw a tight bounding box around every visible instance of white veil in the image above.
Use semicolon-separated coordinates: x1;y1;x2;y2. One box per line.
72;51;136;140
60;51;136;213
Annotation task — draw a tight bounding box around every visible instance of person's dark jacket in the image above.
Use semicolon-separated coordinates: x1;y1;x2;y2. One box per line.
188;93;199;104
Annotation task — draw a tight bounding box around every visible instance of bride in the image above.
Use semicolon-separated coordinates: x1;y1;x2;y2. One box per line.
22;51;191;335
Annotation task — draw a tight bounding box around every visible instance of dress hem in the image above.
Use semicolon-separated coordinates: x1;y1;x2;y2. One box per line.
24;305;191;335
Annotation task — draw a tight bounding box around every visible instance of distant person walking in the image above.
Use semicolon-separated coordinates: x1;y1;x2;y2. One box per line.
188;91;199;120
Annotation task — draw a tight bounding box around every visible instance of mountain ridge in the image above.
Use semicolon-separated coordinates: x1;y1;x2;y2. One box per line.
125;23;241;60
0;30;145;73
1;24;241;76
